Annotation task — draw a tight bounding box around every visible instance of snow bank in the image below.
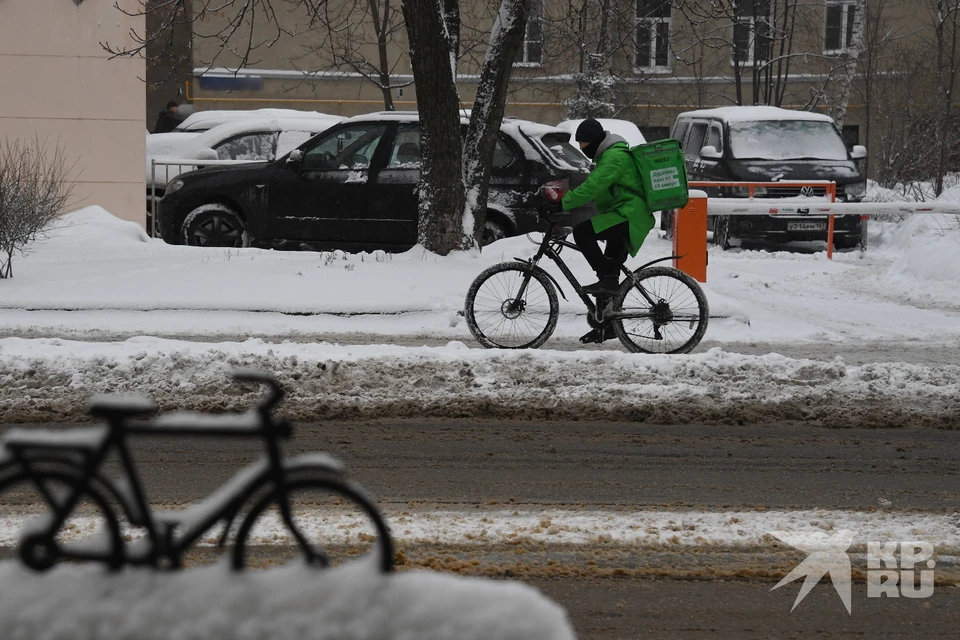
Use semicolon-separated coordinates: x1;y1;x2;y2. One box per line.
1;338;957;427
0;558;574;640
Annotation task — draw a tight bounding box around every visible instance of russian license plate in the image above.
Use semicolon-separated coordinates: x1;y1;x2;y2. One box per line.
787;221;827;231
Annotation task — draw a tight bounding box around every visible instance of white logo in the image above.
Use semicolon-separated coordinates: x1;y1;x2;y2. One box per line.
799;186;816;197
771;530;935;614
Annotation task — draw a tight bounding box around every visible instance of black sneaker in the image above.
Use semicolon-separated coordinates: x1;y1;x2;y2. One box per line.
579;325;618;344
582;276;620;296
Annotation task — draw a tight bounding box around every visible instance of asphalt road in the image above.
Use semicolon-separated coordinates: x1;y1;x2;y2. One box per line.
1;418;957;638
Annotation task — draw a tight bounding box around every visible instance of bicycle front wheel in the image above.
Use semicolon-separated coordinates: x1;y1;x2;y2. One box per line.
231;473;393;573
613;266;709;354
464;262;559;349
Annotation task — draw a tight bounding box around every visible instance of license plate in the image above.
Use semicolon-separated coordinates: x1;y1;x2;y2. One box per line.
787;222;826;231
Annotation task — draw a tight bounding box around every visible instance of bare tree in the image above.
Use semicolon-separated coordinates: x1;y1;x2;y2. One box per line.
294;0;410;110
0;139;75;279
401;0;529;253
929;0;960;196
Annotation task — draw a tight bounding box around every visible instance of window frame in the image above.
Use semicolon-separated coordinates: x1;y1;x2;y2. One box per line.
301;123;389;171
824;0;859;54
515;0;545;67
730;1;772;66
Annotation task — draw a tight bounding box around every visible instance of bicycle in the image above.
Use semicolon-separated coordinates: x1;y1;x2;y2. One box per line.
0;371;393;573
464;213;709;353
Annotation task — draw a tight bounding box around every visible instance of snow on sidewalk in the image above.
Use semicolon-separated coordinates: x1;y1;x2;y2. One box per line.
4;206;960;344
1;337;958;426
0;557;575;640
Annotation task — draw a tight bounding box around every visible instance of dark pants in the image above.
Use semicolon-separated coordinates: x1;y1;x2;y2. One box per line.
573;220;629;278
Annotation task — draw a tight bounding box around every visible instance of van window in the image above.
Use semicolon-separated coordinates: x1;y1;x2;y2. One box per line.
728;120;849;161
705;125;722;153
685;122;708;160
672;120;690;146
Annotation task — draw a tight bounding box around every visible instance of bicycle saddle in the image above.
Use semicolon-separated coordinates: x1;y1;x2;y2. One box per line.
87;395;158;420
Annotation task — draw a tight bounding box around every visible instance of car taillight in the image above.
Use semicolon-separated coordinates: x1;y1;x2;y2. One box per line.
541;178;569;203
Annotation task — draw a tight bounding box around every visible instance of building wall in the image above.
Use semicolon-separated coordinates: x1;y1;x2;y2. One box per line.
0;0;145;225
186;0;930;173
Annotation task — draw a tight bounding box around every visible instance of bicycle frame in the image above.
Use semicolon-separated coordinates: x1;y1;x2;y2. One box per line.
0;376;351;571
513;220;683;324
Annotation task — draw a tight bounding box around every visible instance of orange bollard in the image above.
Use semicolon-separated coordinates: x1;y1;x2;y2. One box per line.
672;192;708;282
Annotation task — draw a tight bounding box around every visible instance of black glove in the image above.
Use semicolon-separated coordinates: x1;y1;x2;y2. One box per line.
538;202;564;218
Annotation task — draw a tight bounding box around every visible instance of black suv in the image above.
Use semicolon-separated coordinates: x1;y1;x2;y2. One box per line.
156;112;591;250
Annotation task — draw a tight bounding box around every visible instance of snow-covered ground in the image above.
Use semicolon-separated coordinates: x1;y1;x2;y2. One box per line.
1;205;959;343
0;557;574;640
1;206;958;425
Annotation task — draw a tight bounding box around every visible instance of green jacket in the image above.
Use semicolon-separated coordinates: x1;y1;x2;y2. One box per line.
561;135;654;257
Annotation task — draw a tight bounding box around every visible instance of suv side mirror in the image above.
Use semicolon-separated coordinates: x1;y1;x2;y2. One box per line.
851;145;867;160
699;145;722;160
287;149;303;164
195;148;218;161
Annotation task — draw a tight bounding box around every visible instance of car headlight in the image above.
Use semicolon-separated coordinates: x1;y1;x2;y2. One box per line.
845;181;866;198
164;179;185;196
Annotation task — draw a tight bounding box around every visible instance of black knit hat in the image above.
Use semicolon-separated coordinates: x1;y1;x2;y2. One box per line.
575;118;605;144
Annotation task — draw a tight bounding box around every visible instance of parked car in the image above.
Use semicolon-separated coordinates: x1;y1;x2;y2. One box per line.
146;116;343;224
172;108;340;133
556;118;647;147
661;106;867;249
156;112;592;250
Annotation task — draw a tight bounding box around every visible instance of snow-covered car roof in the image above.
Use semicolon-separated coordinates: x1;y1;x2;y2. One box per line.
677;106;835;123
186;117;342;150
342;112;570;139
175;109;342;132
555;119;647;146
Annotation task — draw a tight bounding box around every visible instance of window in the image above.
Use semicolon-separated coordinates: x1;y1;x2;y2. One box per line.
732;0;772;65
684;122;708;160
214;132;278;161
842;124;860;149
302;124;388;170
387;125;422;168
635;0;671;70
492;137;517;169
825;0;858;52
705;124;723;153
640;125;670;142
515;0;544;65
671;120;691;145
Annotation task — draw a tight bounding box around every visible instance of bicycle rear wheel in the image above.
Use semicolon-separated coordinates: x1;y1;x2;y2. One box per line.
0;469;125;571
231;472;393;573
613;266;709;354
464;262;559;349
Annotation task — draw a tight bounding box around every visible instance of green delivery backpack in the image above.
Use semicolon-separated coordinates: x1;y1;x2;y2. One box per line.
629;139;689;211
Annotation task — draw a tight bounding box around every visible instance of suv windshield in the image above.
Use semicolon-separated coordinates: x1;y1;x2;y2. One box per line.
537;133;592;170
728;120;849;161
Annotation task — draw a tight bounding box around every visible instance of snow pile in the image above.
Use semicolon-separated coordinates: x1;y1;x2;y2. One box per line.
0;558;574;640
1;338;957;427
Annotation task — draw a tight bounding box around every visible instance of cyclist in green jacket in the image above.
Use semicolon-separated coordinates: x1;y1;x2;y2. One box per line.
555;119;656;296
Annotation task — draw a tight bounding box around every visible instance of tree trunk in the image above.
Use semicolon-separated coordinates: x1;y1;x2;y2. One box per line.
401;0;466;253
464;0;529;244
402;0;527;254
830;0;867;129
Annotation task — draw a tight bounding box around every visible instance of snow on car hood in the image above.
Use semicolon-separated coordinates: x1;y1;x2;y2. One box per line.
731;159;862;183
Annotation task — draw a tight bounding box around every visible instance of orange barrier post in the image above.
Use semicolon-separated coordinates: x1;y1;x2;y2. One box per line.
672;191;708;283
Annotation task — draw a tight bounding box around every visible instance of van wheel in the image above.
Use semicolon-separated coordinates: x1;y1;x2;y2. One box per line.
712;215;733;249
182;204;248;248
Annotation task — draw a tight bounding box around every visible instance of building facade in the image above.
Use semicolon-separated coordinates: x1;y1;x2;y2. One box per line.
0;0;145;225
182;0;935;177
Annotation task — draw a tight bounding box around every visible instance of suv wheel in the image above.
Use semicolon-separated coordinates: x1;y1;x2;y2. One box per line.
712;215;733;249
482;218;508;247
182;204;247;248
